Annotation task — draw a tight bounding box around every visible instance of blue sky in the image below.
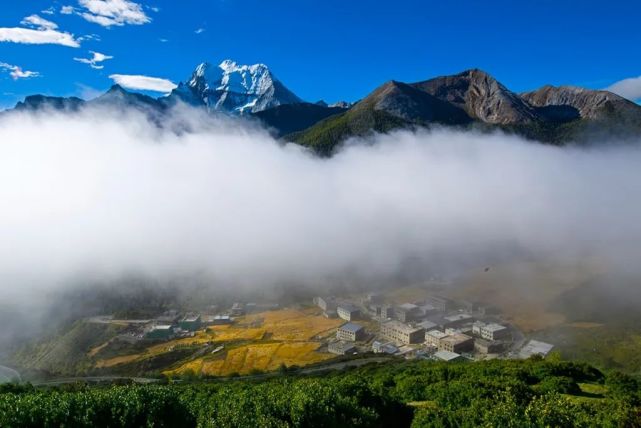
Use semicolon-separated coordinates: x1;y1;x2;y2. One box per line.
1;0;641;109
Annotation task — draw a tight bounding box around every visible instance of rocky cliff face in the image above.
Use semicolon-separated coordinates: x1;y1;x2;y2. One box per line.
412;69;539;125
521;85;641;120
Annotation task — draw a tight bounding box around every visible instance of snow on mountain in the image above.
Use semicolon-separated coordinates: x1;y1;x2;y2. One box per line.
171;60;303;114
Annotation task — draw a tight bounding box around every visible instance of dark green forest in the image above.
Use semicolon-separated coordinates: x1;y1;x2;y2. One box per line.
1;357;640;427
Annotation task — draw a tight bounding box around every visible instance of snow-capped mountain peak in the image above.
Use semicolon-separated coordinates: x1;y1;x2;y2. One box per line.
174;59;302;114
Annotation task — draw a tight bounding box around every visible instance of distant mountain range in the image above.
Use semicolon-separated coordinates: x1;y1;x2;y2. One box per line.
8;61;641;155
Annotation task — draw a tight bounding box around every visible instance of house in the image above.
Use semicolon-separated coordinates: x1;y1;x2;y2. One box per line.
328;341;357;355
472;322;510;341
395;303;421;322
433;350;465;362
179;314;202;331
439;333;474;353
372;341;398;354
519;340;554;359
337;303;360;321
337;322;366;341
380;320;425;344
145;324;174;340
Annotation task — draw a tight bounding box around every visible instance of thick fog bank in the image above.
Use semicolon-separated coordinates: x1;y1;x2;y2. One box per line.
0;106;640;310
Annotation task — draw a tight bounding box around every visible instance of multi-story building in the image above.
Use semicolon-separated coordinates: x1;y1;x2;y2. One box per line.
472;322;509;341
395;303;420;322
380;320;425;344
439;333;474;353
425;329;448;347
337;322;366;341
337;304;360;321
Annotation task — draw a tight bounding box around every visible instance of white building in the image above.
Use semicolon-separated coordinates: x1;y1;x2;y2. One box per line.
472;322;509;341
425;329;448;347
380;320;425;344
337;322;366;341
337;304;360;321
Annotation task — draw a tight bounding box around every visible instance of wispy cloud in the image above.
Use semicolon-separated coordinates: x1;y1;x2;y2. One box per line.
21;14;59;31
0;62;41;80
77;0;151;27
41;7;56;15
194;28;206;34
109;74;177;93
74;51;114;69
0;27;80;48
0;14;79;47
61;5;76;15
607;75;641;102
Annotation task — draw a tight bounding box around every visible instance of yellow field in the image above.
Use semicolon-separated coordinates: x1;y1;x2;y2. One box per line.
165;341;333;376
242;308;343;340
95;308;342;374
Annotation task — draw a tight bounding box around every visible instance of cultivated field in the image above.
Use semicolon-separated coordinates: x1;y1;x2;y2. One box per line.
94;308;343;376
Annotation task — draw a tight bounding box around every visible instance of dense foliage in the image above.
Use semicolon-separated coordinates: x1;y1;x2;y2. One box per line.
1;358;640;427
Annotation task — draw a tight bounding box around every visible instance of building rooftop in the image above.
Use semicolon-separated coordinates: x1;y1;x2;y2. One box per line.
418;320;438;330
339;322;364;334
441;333;472;345
152;324;173;331
483;323;507;332
182;315;201;322
426;329;448;339
397;303;419;311
383;320;423;334
520;340;554;358
434;350;462;361
444;313;474;322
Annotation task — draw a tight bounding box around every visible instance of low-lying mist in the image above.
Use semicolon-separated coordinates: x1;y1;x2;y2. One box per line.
1;104;641;346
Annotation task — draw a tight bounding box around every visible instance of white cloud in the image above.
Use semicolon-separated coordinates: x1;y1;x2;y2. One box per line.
41;7;56;15
0;27;80;48
21;14;59;30
194;28;205;34
0;62;40;80
109;74;177;93
61;5;76;14
77;0;151;27
78;33;101;42
74;51;114;69
607;75;641;102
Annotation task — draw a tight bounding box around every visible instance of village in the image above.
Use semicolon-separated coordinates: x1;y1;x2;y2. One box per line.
88;286;555;377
